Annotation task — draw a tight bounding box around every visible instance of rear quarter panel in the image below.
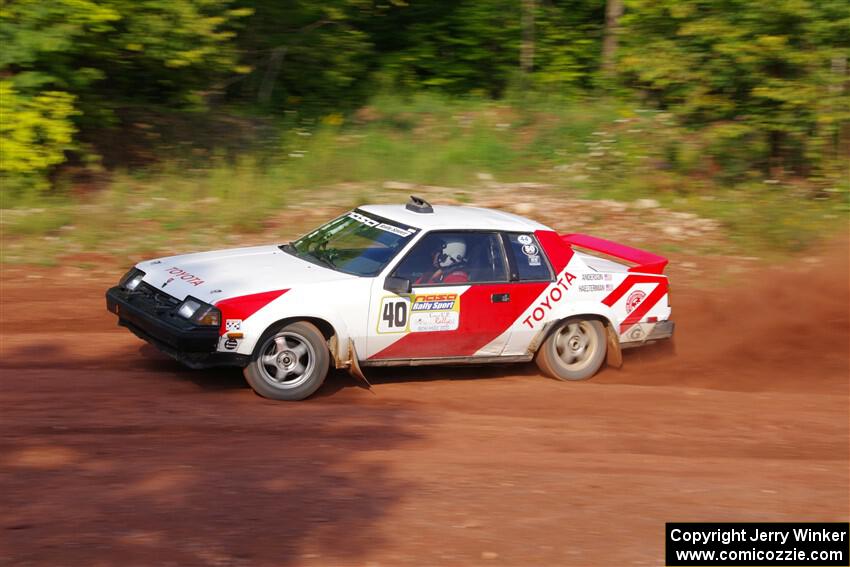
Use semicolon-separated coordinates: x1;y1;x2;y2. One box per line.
499;233;671;354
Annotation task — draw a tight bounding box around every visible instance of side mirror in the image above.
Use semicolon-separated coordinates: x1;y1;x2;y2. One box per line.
384;276;411;295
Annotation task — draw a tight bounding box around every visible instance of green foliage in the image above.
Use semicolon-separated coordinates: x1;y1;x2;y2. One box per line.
369;0;604;96
1;0;847;208
1;0;248;105
1;0;250;186
619;0;850;177
0;81;77;194
227;0;373;113
526;0;605;93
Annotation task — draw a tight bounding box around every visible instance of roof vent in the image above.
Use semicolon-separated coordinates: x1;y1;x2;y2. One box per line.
405;195;433;213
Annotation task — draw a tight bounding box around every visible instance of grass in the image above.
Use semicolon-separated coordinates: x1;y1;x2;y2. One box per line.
2;93;848;265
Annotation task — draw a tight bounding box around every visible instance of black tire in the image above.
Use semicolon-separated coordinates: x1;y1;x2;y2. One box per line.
535;318;607;381
243;321;330;401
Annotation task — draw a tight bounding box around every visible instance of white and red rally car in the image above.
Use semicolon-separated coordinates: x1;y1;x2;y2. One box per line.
107;196;674;400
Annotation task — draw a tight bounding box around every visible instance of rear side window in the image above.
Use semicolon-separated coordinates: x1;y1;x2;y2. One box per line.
506;233;552;281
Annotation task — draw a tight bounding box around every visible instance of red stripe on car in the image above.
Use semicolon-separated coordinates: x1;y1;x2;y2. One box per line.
370;282;549;359
602;275;668;333
214;289;289;335
535;230;574;273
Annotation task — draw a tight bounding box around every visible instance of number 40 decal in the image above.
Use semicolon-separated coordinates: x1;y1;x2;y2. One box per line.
377;296;409;334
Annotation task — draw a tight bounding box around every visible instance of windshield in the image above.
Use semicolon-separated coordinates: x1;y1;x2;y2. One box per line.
286;210;419;276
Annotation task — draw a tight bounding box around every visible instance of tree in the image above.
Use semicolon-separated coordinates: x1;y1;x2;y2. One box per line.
619;0;850;177
1;0;250;177
521;0;535;75
601;0;623;75
226;0;373;113
369;0;604;97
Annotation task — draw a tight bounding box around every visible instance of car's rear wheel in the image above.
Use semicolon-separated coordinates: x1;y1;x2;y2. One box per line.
243;321;329;401
535;318;607;381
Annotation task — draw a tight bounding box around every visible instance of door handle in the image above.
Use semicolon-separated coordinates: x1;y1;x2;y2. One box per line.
491;293;511;303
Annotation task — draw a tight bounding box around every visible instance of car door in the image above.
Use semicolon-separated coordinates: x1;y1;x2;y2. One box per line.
497;231;558;355
364;230;519;360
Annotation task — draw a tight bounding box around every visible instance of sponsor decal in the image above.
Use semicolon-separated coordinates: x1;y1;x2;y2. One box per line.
377;223;415;237
225;319;242;332
528;254;541;266
517;234;533;245
377;293;461;334
347;210;376;226
224;338;239;350
410;293;460;332
521;244;538;256
410;311;459;333
583;272;614;281
626;290;646;313
348;211;416;237
522;272;577;329
410;293;458;312
163;267;205;287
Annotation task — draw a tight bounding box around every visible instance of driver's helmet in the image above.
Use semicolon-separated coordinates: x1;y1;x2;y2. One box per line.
436;238;467;268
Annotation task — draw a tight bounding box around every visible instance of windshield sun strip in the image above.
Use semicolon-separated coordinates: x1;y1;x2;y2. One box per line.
283;210;419;277
349;209;419;237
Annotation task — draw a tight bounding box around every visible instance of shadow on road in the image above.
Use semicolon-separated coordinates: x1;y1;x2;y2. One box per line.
0;341;426;566
134;343;537;394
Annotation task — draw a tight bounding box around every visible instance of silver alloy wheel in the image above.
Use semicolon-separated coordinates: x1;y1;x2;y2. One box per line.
554;321;599;370
258;332;316;389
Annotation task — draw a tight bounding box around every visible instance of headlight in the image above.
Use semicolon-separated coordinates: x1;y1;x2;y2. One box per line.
176;297;221;327
177;298;202;319
119;268;146;291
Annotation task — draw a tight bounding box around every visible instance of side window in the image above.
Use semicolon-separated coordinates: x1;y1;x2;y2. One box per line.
392;232;508;285
506;233;553;281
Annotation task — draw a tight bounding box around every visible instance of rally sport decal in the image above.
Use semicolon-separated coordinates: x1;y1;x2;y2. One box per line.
377;293;461;334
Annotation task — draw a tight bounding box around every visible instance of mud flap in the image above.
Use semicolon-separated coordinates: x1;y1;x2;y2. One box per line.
346;339;371;387
606;324;623;369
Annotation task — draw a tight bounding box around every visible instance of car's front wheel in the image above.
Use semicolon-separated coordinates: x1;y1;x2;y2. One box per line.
535;318;607;381
243;321;329;401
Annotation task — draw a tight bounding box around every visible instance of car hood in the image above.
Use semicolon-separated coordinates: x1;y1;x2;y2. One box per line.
136;245;357;303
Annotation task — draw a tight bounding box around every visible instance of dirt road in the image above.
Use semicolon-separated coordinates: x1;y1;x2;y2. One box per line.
1;242;848;566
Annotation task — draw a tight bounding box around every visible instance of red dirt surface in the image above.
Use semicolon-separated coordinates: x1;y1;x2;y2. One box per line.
1;240;848;566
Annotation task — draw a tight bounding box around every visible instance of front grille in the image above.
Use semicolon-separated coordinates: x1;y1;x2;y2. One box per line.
128;282;181;314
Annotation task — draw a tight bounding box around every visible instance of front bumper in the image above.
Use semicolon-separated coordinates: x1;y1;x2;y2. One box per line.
106;285;247;368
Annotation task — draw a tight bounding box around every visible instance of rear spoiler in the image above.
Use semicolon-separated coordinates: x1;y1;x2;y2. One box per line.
561;233;668;274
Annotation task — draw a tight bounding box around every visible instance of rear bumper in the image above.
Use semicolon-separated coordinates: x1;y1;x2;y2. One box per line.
620;320;675;349
106;286;247;368
647;320;675;340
